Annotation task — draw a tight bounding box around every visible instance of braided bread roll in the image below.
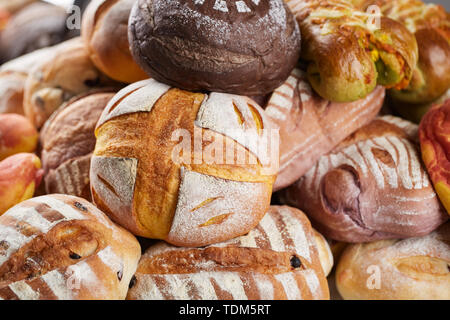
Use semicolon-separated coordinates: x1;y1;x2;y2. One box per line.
265;68;384;191
127;206;329;300
336;222;450;300
280;115;448;242
0;194;141;300
91;79;278;247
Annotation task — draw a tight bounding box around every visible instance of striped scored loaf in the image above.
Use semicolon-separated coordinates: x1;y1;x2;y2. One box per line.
264;68;385;191
280;115;448;242
0;194;141;300
127;206;330;300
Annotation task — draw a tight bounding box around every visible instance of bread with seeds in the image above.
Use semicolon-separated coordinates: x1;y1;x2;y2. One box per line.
0;194;141;300
127;206;329;300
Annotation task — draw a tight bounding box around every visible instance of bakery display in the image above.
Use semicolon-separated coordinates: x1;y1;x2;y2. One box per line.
265;68;385;191
23;38;117;128
128;0;301;96
0;153;43;215
285;0;418;102
82;0;148;83
336;222;450;300
127;206;329;300
40;90;116;200
0;194;141;300
0;2;68;63
0;114;37;160
279;116;448;242
91;79;277;246
0;0;447;302
420;98;450;215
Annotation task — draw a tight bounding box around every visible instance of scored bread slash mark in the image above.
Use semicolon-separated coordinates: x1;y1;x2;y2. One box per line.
32;203;67;223
198;213;232;228
97;174;119;197
248;103;264;135
31;197;86;221
233;102;245;125
8;281;40;300
190;197;223;213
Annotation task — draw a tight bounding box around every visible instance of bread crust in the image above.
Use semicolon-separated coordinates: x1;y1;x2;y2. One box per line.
40;91;116;200
82;0;148;83
280;116;448;242
127;206;329;300
265;68;384;191
0;194;141;300
336;222;450;300
91;79;277;246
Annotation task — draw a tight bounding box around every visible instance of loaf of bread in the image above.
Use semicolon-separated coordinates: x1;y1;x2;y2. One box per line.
127;206;329;300
23;38;117;128
0;194;141;300
0;2;68;63
284;0;418;102
265;68;384;191
91;79;278;246
352;0;450;105
280;115;448;242
313;229;334;276
40;91;116;200
336;222;450;300
0;46;54;115
82;0;148;83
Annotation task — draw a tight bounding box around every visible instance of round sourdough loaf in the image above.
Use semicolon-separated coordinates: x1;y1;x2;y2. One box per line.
128;0;301;95
90;79;278;246
0;194;141;300
264;68;385;191
127;206;330;300
82;0;148;83
336;222;450;300
280;115;448;242
40;91;116;201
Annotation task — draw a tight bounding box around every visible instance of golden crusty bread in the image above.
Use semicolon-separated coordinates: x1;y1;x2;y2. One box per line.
313;229;334;276
23;37;117;128
91;79;278;246
336;222;450;300
127;206;329;300
82;0;148;83
0;194;141;300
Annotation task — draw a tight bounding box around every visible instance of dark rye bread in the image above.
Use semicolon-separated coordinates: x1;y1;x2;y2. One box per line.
0;194;141;300
127;206;330;300
128;0;301;95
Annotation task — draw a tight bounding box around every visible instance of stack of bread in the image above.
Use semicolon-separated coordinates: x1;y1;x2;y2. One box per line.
0;0;448;300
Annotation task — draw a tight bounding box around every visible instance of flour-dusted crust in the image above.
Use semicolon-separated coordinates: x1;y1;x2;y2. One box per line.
91;79;276;246
196;92;276;169
90;156;139;234
280;116;448;242
128;0;301;95
127;206;329;300
0;194;141;300
96;79;170;129
167;168;270;246
265;68;384;191
336;222;450;300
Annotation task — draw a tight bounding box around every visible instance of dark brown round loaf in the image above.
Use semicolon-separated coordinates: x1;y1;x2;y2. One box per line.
128;0;301;96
